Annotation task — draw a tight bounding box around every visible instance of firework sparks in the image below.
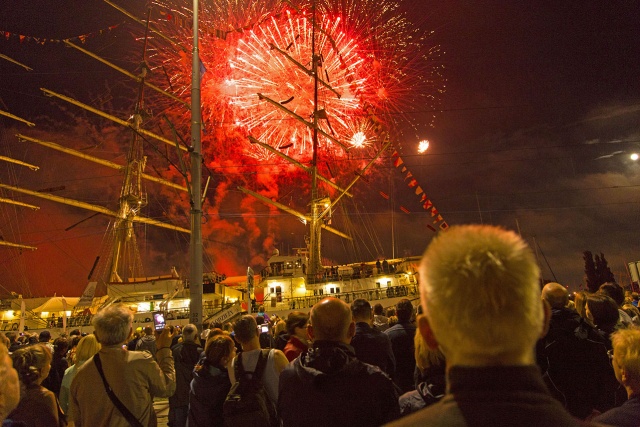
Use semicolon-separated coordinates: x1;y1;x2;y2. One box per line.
149;0;444;162
140;0;444;269
418;139;430;153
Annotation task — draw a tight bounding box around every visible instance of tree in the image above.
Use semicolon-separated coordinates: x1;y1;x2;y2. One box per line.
583;251;599;293
595;253;615;284
583;251;615;293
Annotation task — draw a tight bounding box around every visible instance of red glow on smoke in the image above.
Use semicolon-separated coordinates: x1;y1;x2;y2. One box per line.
149;0;444;238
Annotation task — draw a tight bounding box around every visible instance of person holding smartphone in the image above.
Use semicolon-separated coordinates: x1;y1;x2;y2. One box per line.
69;305;176;427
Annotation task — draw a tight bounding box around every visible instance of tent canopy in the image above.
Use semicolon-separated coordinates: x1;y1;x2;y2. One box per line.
32;297;80;313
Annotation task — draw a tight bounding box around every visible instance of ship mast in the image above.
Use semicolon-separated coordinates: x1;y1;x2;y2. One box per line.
307;0;324;279
106;7;153;283
237;1;392;280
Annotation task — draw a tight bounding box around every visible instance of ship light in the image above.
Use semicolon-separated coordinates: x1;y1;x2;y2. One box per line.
136;302;150;313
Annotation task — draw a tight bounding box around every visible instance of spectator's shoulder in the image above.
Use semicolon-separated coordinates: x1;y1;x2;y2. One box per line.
128;348;156;363
384;401;453;427
385;324;400;335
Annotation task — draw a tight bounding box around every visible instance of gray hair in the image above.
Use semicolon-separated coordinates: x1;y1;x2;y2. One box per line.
182;324;198;342
92;305;134;346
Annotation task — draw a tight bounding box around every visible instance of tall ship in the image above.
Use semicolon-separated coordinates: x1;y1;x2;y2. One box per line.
0;0;444;333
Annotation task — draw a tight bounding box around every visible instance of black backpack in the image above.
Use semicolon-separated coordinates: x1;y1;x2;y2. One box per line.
223;349;278;427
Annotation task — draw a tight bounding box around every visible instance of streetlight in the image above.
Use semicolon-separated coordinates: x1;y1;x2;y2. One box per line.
631;153;639;161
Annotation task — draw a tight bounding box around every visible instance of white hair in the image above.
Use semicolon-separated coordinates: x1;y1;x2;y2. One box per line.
419;225;543;361
182;324;199;342
92;305;134;346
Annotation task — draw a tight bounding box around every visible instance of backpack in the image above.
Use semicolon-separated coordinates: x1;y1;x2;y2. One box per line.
223;349;278;427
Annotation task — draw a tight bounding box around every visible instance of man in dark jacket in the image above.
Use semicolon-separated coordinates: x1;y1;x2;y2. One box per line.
385;298;417;393
389;225;582;427
169;324;202;427
536;282;618;418
278;297;400;427
350;298;395;377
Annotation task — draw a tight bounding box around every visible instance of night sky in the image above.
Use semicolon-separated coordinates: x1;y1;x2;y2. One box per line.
1;1;639;297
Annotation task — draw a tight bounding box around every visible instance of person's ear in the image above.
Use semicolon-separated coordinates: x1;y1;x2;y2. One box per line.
307;324;315;341
620;367;629;385
540;300;551;339
348;321;356;339
417;314;439;350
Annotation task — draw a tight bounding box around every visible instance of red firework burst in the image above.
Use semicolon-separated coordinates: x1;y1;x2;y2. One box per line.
228;10;370;160
148;0;444;163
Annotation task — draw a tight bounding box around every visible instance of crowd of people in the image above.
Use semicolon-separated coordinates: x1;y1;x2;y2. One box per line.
1;224;640;426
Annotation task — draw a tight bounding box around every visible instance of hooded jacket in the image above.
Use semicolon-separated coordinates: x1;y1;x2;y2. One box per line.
278;340;400;427
136;334;157;358
373;315;390;332
187;355;231;427
169;340;203;408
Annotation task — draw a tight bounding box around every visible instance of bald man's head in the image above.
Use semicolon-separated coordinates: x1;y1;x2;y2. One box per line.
309;297;354;343
541;282;568;310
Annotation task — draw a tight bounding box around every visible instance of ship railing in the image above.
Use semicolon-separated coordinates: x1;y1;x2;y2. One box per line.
262;283;418;311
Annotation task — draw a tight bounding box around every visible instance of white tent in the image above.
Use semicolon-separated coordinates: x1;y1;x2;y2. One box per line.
32;297;80;313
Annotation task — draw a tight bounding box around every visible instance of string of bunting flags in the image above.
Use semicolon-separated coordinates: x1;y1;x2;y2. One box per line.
157;5;274;40
2;23;125;45
390;150;449;232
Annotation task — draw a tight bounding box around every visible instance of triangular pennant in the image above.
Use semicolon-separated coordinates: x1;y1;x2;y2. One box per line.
423;200;433;210
404;171;413;181
431;208;439;217
393;157;404;168
401;166;407;173
408;179;418;188
440;222;449;230
415;186;423;196
420;193;427;202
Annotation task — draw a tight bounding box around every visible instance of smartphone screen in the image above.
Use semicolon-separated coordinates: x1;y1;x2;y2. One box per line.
260;324;269;334
153;312;166;332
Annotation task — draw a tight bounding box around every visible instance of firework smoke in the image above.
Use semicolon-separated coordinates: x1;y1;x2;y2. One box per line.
142;0;443;270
